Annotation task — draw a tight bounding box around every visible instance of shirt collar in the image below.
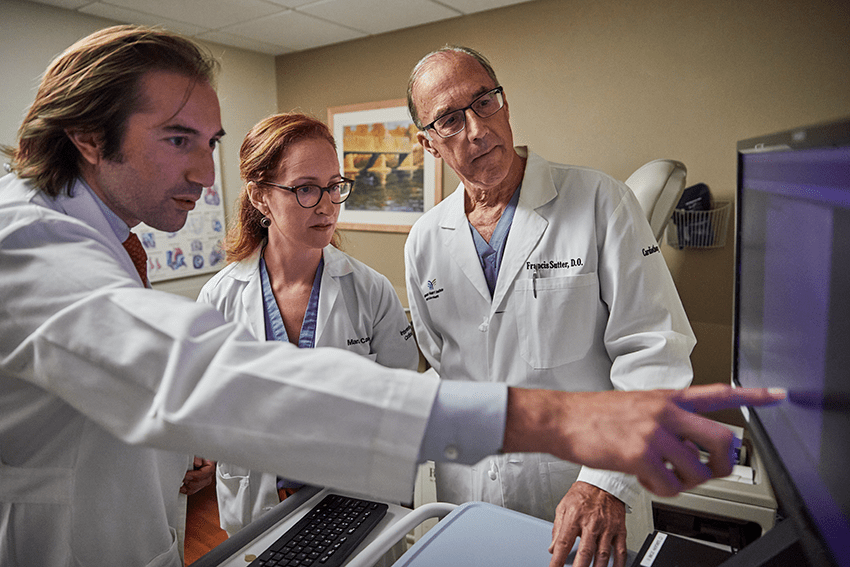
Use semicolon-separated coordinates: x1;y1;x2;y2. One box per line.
76;178;131;242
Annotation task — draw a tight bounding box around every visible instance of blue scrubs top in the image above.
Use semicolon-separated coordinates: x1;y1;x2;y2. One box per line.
469;186;521;298
260;255;323;348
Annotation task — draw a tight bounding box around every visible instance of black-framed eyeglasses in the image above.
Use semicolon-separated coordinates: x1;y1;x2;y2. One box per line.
260;178;354;208
423;86;505;138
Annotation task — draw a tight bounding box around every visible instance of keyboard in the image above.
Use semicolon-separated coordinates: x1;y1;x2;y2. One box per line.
248;493;389;567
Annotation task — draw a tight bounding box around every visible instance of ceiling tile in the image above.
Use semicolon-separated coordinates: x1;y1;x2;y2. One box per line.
196;30;294;55
263;0;318;7
447;0;536;15
24;0;540;55
100;0;285;31
298;0;461;35
221;10;366;52
28;0;92;8
78;3;206;35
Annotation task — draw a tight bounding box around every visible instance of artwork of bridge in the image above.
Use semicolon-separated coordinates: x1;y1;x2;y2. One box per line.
342;123;424;184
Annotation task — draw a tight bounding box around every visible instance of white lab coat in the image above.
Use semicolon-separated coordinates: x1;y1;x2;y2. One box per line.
405;148;695;521
197;245;419;536
0;174;438;566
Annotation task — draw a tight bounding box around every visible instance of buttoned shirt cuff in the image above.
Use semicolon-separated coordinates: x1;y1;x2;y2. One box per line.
417;379;508;465
576;467;640;511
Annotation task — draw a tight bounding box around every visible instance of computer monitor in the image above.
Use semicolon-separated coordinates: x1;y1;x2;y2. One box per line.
727;117;850;567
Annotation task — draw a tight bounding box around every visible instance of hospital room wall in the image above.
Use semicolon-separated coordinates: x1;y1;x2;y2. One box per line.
0;0;278;300
274;0;850;405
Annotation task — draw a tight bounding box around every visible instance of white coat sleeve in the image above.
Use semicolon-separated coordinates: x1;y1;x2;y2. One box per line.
599;185;695;391
1;212;440;502
578;184;696;506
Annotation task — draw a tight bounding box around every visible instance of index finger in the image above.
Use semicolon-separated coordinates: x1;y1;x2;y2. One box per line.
549;538;577;567
549;517;579;567
674;385;786;413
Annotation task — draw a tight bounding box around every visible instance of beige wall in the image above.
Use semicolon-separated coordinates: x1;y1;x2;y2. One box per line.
275;0;850;405
0;0;278;298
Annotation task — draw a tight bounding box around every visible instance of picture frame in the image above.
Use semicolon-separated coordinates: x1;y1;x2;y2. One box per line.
133;146;227;282
328;99;442;233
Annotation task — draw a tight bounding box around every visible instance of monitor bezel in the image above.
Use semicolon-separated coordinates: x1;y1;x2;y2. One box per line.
730;116;850;567
736;116;850;155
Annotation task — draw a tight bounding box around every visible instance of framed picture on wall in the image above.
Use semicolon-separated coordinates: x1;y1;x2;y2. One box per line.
132;146;227;282
328;99;442;233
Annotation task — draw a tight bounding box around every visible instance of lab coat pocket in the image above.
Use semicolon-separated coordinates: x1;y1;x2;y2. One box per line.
0;461;73;566
539;459;582;520
216;463;252;536
144;527;182;567
515;273;598;368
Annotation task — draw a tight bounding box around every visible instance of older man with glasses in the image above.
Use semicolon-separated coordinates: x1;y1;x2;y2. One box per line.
404;46;698;567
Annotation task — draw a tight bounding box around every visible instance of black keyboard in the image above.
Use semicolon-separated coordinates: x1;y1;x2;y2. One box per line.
248;493;389;567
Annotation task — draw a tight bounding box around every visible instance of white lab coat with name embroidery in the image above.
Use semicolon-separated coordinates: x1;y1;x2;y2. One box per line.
197;245;419;536
405;148;695;521
0;174;438;567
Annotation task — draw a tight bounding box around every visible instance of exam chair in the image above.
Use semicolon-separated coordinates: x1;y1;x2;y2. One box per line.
625;159;687;242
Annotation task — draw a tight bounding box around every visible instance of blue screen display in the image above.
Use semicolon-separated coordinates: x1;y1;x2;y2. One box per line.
736;142;850;565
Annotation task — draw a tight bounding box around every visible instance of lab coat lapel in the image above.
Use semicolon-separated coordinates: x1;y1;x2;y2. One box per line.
491;150;557;311
242;275;265;340
232;251;266;339
440;188;492;302
314;246;348;346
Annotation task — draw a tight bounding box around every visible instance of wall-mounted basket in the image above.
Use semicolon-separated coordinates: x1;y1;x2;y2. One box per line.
666;200;731;249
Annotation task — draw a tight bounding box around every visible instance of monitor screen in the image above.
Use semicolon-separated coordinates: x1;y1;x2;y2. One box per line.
733;117;850;566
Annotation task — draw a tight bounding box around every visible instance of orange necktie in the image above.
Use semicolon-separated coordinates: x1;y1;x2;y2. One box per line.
122;232;149;287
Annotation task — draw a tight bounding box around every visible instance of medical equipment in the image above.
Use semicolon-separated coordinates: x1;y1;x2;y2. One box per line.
246;493;387;567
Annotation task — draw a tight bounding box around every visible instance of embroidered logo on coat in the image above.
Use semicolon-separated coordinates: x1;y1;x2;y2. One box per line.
423;278;444;301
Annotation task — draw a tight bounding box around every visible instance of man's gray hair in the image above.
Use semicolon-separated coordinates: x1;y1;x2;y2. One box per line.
406;46;499;130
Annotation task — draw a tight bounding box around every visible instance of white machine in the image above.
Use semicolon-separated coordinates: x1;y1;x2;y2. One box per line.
626;424;777;553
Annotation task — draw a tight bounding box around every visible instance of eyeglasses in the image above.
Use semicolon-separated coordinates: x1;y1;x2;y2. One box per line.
422;86;505;138
260;178;354;208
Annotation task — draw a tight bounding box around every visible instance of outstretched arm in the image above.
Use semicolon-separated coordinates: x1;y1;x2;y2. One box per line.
502;383;785;497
